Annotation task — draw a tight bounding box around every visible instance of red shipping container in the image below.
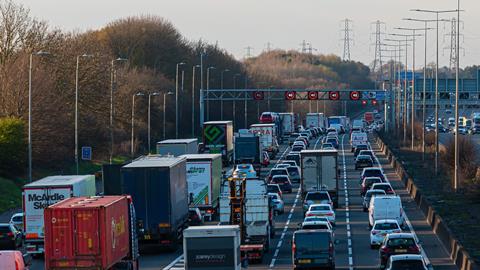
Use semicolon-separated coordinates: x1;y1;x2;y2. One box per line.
44;196;131;270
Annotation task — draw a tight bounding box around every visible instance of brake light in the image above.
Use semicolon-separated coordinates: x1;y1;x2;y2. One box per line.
306;213;314;217
329;242;334;253
15;261;19;270
7;232;14;237
326;212;333;216
207;209;213;214
292;242;296;253
371;230;379;235
381;246;390;253
408;246;420;253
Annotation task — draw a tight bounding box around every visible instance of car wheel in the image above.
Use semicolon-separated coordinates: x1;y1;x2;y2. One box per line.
363;207;367;212
370;244;376;249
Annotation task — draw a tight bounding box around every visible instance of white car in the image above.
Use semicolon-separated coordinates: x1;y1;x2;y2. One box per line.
305;204;335;226
268;193;284;214
302;216;331;225
385;254;431;270
370;219;402;248
9;213;23;231
292;141;306;149
301;220;333;231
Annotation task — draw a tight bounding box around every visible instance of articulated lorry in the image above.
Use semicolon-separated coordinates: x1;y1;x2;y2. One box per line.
279;112;297;136
250;123;279;158
300;150;339;208
306;113;326;129
234;134;262;173
44;196;139;270
219;178;273;263
181;154;222;221
104;156;189;249
157;138;198;156
23;175;96;255
203;121;234;165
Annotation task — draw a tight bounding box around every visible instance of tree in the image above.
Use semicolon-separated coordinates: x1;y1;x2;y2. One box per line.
0;117;26;177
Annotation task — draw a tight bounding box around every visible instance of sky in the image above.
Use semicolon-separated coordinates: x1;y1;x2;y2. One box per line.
15;0;480;68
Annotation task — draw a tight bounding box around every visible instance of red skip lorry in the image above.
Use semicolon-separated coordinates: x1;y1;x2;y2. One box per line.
44;196;139;270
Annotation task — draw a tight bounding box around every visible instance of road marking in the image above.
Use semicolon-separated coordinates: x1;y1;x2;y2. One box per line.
368;140;432;266
341;134;354;270
162;254;184;270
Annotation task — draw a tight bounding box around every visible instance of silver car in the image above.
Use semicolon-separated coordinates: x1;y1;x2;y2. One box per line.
269;193;284;214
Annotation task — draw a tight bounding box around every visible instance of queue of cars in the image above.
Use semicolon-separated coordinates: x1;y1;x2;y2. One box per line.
351;127;431;270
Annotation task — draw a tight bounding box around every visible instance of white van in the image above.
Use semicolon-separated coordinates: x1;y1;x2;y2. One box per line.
369;195;405;228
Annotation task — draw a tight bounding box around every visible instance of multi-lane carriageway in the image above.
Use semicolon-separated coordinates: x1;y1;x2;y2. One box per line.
157;135;458;270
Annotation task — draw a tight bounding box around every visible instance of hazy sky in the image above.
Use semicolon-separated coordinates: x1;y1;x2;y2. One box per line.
16;0;479;68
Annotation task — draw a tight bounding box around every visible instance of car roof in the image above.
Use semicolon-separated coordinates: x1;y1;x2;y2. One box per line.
309;203;331;208
357;155;372;159
372;183;391;187
366;189;386;194
272;175;288;179
374;219;399;224
294;229;333;235
302;221;330;226
363;167;383;172
386;233;415;239
389;254;424;261
307;190;329;195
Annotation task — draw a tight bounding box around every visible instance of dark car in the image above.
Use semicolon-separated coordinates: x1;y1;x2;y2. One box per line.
0;224;22;250
289;133;300;145
188;208;203;226
360;168;386;183
267;184;283;198
354;144;369;157
286;152;301;166
358;150;376;162
360;177;382;196
326;137;339;149
355;155;374;170
268;168;289;182
292;145;305;152
292;230;335;270
271;175;293;193
379;233;421;269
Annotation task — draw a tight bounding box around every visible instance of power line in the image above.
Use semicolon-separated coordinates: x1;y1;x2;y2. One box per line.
371;20;387;82
443;18;465;74
340;18;354;61
244;46;254;58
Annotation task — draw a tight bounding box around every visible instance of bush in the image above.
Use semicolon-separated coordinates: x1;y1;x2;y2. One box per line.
442;136;478;183
0;117;26;177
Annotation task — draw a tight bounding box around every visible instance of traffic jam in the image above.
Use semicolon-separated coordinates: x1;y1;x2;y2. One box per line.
6;110;438;270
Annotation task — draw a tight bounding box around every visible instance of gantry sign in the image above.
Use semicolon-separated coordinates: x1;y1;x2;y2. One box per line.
198;88;388;125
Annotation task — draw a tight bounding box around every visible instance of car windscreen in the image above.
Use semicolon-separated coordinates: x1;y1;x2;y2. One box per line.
271;170;287;176
272;177;288;183
294;232;330;254
305;193;329;201
391;260;425;270
365;178;381;186
310;205;330;211
364;170;382;177
287;167;299;175
374;222;399;230
12;216;22;222
267;185;280;193
0;225;11;233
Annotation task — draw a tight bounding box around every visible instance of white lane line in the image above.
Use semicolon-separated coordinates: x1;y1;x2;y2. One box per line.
162;254;184;270
368;140;431;266
341;135;354;270
273;144;290;166
269;187;301;269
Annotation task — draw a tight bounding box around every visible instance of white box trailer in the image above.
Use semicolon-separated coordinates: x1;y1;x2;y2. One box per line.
183;225;241;270
279;113;296;135
300;150;339;208
306;113;326;129
157;138;198;156
250;124;278;157
22;175;96;254
180;154;222;220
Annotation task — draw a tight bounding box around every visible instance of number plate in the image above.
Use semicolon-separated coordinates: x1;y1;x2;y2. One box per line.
298;259;311;264
395;249;407;253
144;235;151;240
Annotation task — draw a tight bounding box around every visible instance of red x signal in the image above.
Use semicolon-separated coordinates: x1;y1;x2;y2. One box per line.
329;91;340;101
284;91;296;100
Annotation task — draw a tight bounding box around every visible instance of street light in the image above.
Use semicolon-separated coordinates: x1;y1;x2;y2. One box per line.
233;73;241;126
206;66;215;121
175;62;186;139
109;57;128;164
394;28;425;150
192;65;201;137
163;91;174;139
28;50;51;182
74;54;94;175
148;92;160;153
220;69;230;120
131;92;145;158
411;9;460;175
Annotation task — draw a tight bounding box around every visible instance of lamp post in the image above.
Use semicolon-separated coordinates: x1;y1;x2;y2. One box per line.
206;66;215;121
74;54;93;175
233;73;241;126
175;62;186;139
163;91;174;139
192;65;200;137
28;51;50;182
411;9;460;175
220;69;230;120
148;92;160;153
109;57;128;164
131;92;144;158
455;0;461;191
394;28;425;149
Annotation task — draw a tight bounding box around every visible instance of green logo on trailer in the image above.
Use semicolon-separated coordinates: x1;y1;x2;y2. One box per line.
204;125;225;144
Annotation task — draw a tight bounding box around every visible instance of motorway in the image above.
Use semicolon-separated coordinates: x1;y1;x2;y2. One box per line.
28;131;459;270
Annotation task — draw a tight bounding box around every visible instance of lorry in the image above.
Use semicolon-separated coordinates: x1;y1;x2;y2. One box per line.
364;112;374;125
250;123;279;158
183;225;242;270
44;196;139;270
306;113;326;129
300;149;339;208
22;175;96;255
180;154;222;221
328;116;349;133
279;112;297;136
351;132;368;152
219;178;273;263
203;121;234;165
157;138;198;156
234;134;262;173
104;155;189;249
